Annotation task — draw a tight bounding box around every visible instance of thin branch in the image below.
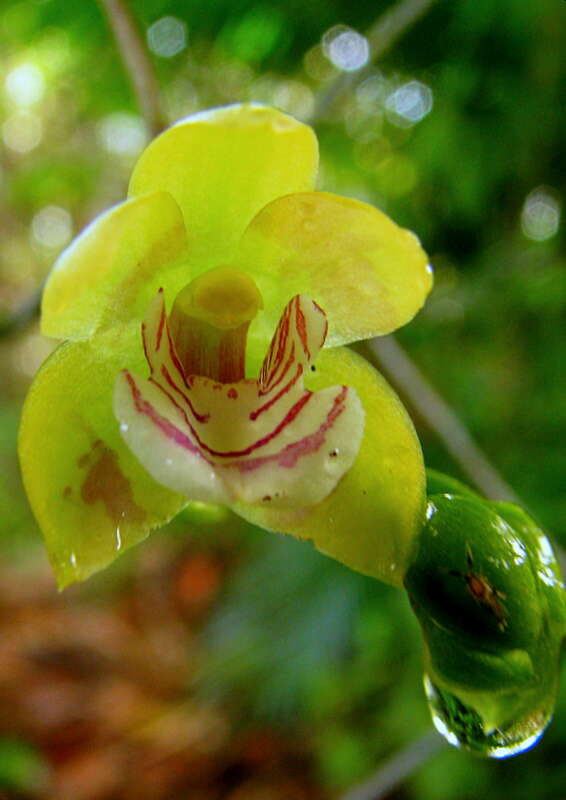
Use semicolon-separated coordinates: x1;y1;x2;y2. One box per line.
361;336;521;503
0;0;166;341
0;286;42;338
310;0;439;123
338;731;446;800
98;0;166;136
362;338;566;569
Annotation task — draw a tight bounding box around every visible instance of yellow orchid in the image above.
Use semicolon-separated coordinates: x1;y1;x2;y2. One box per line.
19;103;432;589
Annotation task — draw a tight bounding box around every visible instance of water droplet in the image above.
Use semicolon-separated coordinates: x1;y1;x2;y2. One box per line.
120;422;129;432
424;673;553;758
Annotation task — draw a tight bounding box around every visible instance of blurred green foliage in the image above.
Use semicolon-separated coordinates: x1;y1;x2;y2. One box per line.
0;0;565;798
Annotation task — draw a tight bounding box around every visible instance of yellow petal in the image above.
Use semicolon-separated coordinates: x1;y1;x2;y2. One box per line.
42;192;189;340
234;346;426;587
128;104;319;267
18;324;186;588
239;191;433;352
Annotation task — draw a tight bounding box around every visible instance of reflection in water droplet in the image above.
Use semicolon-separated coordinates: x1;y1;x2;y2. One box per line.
424;674;552;758
69;552;77;569
115;527;122;551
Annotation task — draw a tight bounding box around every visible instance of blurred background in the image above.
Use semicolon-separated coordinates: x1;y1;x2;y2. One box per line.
0;0;565;797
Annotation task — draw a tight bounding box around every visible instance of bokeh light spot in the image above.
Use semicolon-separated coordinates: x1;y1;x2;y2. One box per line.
272;81;314;120
98;112;148;157
31;206;72;249
322;25;369;72
5;63;45;106
147;16;187;58
356;73;390;109
386;80;433;127
2;111;42;153
521;188;561;242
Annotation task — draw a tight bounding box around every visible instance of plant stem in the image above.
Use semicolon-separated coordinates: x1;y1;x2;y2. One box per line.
338;730;446;800
310;0;439;123
0;286;42;338
361;336;521;503
98;0;166;136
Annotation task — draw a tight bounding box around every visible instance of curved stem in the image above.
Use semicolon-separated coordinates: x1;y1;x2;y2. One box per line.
338;730;446;800
0;286;42;338
362;336;521;503
98;0;167;136
310;0;439;124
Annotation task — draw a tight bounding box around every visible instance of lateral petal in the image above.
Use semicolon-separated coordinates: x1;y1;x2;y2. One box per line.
239;191;433;356
42;192;189;340
234;346;426;588
18;324;187;588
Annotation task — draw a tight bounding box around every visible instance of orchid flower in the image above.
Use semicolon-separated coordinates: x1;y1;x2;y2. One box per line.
19;104;432;589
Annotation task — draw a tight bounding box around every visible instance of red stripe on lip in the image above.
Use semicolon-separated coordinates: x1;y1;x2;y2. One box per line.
294;296;311;360
259;341;295;397
260;300;291;389
125;369;317;460
228;385;349;473
251;362;303;420
160;364;210;423
126;371;211;464
155;302;166;351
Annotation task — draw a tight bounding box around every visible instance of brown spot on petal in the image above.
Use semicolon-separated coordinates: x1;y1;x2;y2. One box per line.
80;441;145;525
63;486;72;499
227;387;238;399
77;439;102;468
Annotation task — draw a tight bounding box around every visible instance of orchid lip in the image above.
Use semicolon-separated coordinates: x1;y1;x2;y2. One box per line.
114;276;364;509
